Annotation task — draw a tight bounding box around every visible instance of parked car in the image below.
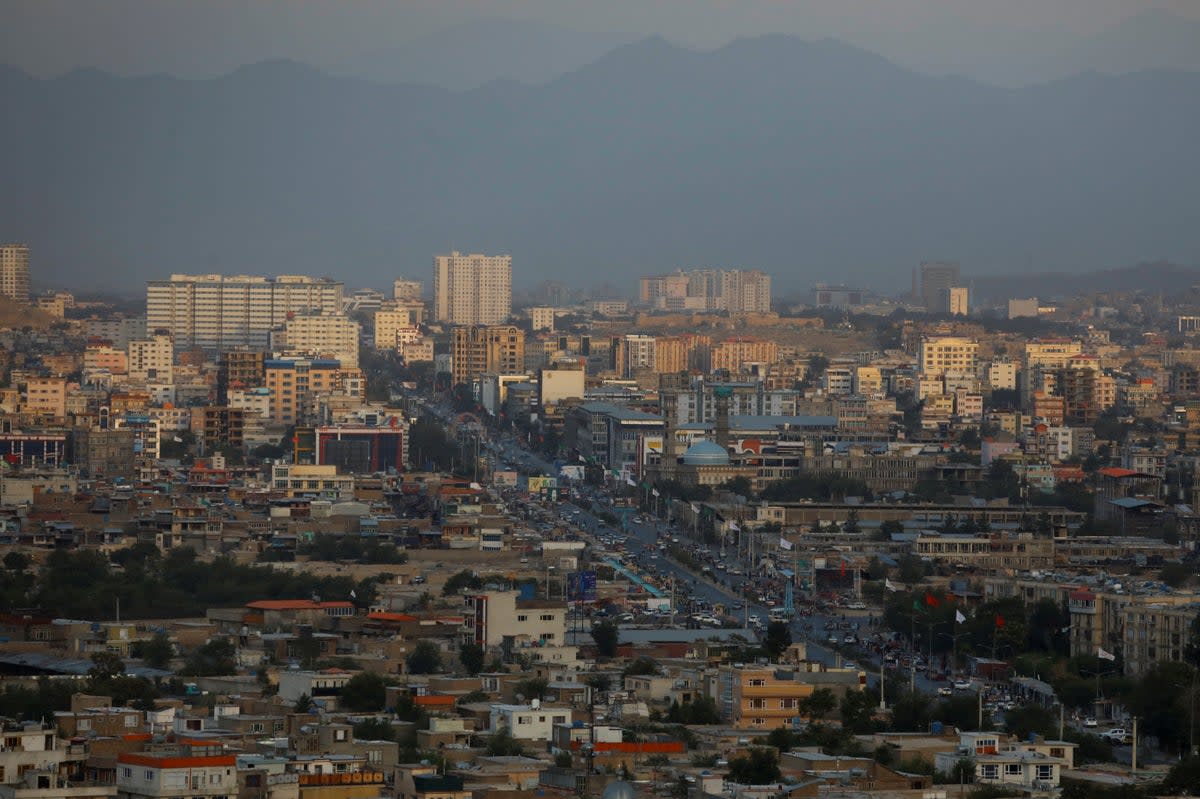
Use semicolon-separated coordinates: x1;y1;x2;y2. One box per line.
1103;728;1131;744
1083;717;1098;728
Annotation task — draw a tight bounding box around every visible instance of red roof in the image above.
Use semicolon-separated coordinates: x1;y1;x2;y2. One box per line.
367;612;417;623
1098;467;1140;478
246;600;354;611
413;694;456;707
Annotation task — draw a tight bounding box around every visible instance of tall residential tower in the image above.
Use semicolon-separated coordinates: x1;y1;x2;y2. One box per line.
0;244;30;303
433;251;512;325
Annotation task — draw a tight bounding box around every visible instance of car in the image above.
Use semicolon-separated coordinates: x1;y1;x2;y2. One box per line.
412;575;427;584
953;680;972;691
1083;717;1097;728
938;687;953;696
1103;728;1130;744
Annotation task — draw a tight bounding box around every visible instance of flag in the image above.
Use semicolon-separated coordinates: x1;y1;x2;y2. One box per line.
1098;647;1117;662
651;488;660;498
956;610;967;624
925;592;939;608
173;435;183;443
884;578;898;592
913;599;922;611
840;560;846;578
995;614;1005;628
780;537;794;551
690;503;700;513
626;475;636;486
729;521;740;532
350;589;357;599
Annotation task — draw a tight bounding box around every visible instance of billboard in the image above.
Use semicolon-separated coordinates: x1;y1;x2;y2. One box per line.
567;571;597;601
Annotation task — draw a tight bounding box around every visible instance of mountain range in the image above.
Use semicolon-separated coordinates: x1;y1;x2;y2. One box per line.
2;34;1199;294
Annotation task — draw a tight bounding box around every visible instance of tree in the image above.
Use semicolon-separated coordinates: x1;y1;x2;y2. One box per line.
1004;704;1057;740
407;640;443;675
3;551;30;571
135;630;174;670
181;639;237;676
293;693;313;714
764;621;792;659
514;677;548;701
799;688;837;720
591;620;619;658
88;652;126;682
727;748;781;784
1160;561;1193;589
1163;755;1200;795
839;689;878;733
442;570;482;596
353;717;397;741
586;673;612;692
623;657;659;677
459;642;485;676
843;508;861;535
485;725;526;756
341;672;387;712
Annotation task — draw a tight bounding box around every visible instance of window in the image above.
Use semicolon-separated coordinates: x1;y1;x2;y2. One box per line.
980;765;998;780
1005;764;1022;775
517;615;528;622
517;717;529;724
1036;765;1053;781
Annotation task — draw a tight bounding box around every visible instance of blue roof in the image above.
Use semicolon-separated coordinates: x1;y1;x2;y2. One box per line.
1110;497;1159;509
682;440;731;465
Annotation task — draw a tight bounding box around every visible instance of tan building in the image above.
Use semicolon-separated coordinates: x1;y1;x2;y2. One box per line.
918;335;978;375
127;334;174;383
264;358;354;426
654;336;688;374
374;307;420;350
463;591;566;648
914;531;1054;571
0;243;30;303
710;337;778;373
270;464;355;498
22;377;67;418
716;664;863;729
276;312;361;369
433;251;512;325
451;325;525;386
393;277;423;301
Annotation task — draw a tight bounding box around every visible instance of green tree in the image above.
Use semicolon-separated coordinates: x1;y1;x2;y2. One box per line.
764;621;792;659
459;642;485;676
3;551;31;571
839;689;879;733
591;620;620;658
799;688;837;720
88;652;126;682
341;672;387;712
889;691;932;732
134;630;174;670
485;725;526;756
407;640;443;675
1163;755;1200;795
293;693;313;714
1004;704;1057;740
353;717;397;741
442;570;482;596
181;638;237;676
623;657;659;677
514;677;548;701
727;748;781;784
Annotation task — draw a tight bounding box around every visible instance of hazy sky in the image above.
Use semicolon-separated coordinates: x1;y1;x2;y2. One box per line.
4;0;1199;79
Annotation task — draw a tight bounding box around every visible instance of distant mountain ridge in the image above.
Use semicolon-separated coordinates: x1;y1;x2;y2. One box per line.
1;35;1198;292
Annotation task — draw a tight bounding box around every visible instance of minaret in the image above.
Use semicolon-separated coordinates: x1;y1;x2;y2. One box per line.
714;385;732;454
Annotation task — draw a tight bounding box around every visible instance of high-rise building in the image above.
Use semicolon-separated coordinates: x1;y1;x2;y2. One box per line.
393;277;423;301
919;261;961;312
145;274;344;351
638;269;770;313
451;325;525;386
944;286;969;316
0;244;30;304
127;334;175;383
433;251;512;325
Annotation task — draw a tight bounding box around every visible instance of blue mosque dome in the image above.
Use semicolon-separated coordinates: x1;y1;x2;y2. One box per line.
681;440;731;466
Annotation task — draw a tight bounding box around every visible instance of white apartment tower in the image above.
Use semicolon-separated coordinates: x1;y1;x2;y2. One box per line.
0;244;31;303
433;251;512;325
146;274;344;350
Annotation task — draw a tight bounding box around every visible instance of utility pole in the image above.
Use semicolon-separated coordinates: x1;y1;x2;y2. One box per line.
1132;717;1139;773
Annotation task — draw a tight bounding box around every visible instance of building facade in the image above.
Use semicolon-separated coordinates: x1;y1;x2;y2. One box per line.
0;244;31;303
433;252;512;325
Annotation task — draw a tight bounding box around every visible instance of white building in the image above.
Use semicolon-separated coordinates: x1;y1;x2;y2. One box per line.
528;306;556;332
374;307;420;350
463;591;566;648
489;701;572;741
433;251;512;325
146;274;344;351
0;243;30;303
623;335;657;377
116;745;237;798
393;277;423;301
540;367;585;406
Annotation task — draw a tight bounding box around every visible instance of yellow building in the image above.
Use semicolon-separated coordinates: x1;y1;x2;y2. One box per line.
716;665;820;729
710;337;778;373
918;336;978;376
451;325;525;386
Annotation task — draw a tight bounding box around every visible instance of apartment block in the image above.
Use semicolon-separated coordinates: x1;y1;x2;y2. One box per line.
450;325;525;387
146;274;343;350
433;252;512;325
0;244;30;303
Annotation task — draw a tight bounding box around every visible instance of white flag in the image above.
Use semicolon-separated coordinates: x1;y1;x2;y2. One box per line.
884;578;899;593
690;503;700;513
173;435;183;443
729;521;740;532
779;537;793;551
955;610;966;624
626;475;636;486
350;589;357;599
1098;648;1116;662
652;488;660;497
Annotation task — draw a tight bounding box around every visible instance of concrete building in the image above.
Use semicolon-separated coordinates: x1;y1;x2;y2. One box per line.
945;286;969;316
275;313;360;369
374;307;420;350
463;591;566;648
393;277;423;301
622;334;657;377
715;664;864;729
918;261;960;312
1008;298;1039;319
145;274;343;351
710;338;778;373
489;702;572;742
21;377;67;418
918;336;978;376
127;335;174;383
450;325;525;387
433;251;512;325
116;744;237;799
528;306;556;332
539;366;585;407
639;269;770;312
0;244;30;303
263;358;351;426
